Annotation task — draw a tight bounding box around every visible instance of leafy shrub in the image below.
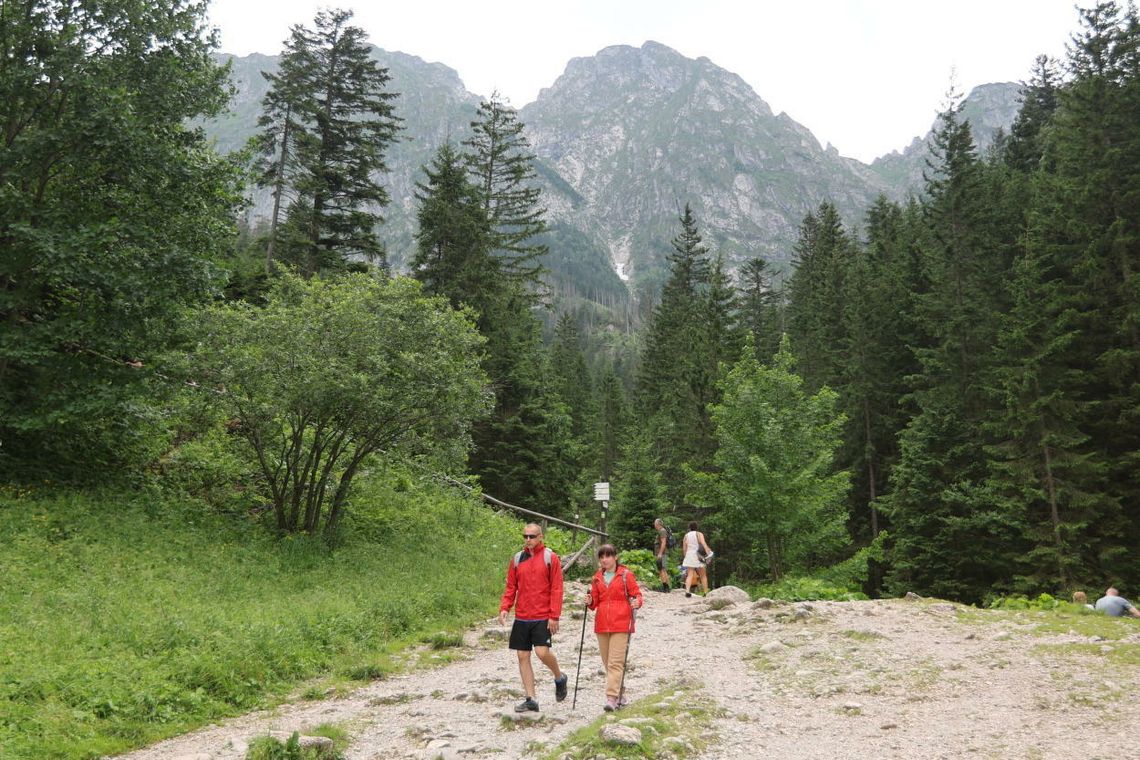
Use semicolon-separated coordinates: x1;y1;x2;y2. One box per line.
615;548;657;587
751;576;868;601
987;593;1062;611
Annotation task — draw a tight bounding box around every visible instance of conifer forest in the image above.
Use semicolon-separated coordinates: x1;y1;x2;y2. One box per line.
4;0;1140;607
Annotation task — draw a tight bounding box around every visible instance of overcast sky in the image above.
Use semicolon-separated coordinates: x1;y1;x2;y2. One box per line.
206;0;1080;163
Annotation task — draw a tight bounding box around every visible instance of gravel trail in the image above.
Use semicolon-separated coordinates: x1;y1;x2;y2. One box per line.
115;585;1140;760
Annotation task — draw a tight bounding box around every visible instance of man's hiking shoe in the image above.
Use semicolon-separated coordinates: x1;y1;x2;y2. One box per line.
661;583;671;592
514;697;539;712
604;696;618;711
554;674;568;702
685;591;692;598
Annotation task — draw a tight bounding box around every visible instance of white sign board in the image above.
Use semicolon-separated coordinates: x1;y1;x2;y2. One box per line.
593;481;610;501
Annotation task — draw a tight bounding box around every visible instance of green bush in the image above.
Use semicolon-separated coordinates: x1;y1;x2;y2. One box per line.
750;576;868;602
987;592;1062;611
616;548;657;587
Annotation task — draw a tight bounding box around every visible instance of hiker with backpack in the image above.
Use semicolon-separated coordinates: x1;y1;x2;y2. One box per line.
653;518;676;592
499;523;569;712
583;543;643;711
681;521;714;597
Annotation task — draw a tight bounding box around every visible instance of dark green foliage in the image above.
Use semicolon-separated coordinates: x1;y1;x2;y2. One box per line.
1002;55;1061;173
608;431;669;553
736;255;783;362
189;274;490;535
0;0;245;480
637;205;727;497
409;106;574;515
252;8;401;275
882;97;1019;602
411;142;494;305
591;364;630;481
463;92;548;288
787;202;853;391
550;313;595;440
696;337;849;582
1008;0;1140;584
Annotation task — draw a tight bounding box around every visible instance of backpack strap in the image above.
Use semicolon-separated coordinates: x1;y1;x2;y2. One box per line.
514;548;553;567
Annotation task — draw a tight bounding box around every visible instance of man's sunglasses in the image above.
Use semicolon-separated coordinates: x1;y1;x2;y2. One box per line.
523;533;539;539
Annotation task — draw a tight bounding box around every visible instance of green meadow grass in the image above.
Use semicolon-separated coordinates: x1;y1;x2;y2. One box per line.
0;476;521;759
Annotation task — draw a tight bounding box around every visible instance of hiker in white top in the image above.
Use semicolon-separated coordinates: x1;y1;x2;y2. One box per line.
680;521;713;597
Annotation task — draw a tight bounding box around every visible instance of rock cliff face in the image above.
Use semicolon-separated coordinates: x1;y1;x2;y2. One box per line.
521;42;892;285
203;45;1022;291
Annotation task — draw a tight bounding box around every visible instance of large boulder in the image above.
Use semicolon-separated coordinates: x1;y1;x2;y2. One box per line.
705;585;751;605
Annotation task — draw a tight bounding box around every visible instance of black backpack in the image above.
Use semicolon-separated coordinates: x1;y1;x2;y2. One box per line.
664;525;677;550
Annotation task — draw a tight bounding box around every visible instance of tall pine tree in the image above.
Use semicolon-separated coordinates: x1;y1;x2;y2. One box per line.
253;8;400;275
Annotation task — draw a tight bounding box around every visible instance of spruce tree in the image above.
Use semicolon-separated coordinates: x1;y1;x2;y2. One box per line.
1003;55;1062;173
550;312;595;441
787;202;852;392
253;8;401;275
592;364;629;481
411;142;494;309
882;98;1020;602
636;204;717;494
737;256;782;361
463;92;548;288
609;431;669;553
1023;1;1140;582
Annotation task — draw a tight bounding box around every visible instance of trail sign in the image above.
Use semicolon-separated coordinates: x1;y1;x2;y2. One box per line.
593;481;610;501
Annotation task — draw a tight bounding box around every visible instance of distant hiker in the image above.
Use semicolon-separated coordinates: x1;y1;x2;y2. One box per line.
1094;587;1140;618
653;518;673;592
681;521;714;598
584;543;643;711
499;523;569;712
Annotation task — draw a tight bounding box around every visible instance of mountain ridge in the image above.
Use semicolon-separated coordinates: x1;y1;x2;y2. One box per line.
204;42;1023;290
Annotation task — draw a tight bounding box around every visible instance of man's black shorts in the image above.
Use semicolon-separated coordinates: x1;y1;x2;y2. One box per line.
655;555;667;570
509;619;553;651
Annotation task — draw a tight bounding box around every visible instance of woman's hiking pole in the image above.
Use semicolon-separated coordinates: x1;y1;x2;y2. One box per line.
571;601;588;710
616;608;635;709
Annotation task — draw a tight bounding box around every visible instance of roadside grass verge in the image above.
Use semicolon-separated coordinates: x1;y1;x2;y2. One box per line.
0;473;520;759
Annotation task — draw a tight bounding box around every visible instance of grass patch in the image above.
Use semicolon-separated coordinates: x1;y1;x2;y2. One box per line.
839;629;886;641
421;631;465;649
245;723;349;759
0;474;524;759
1034;642;1140;668
540;681;720;759
958;603;1135;641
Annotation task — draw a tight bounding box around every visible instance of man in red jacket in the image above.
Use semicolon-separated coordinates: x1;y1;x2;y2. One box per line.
499;523;568;712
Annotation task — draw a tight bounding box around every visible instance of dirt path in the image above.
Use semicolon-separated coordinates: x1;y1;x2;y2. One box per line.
117;585;1140;760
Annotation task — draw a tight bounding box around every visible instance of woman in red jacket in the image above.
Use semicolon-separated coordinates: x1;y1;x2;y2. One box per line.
585;543;643;711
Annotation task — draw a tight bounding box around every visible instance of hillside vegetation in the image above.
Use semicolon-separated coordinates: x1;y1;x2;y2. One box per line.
0;475;525;759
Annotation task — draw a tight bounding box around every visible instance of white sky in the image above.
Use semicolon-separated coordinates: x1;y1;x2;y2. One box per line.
206;0;1079;163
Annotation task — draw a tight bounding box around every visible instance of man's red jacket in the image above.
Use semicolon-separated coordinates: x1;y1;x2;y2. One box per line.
500;541;564;621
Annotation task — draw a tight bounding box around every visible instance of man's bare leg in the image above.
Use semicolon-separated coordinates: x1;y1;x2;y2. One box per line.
516;650;536;698
533;645;563;680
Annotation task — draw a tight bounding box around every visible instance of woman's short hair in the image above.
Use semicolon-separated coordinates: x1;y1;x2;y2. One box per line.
597;543;617;558
688;521;698;531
